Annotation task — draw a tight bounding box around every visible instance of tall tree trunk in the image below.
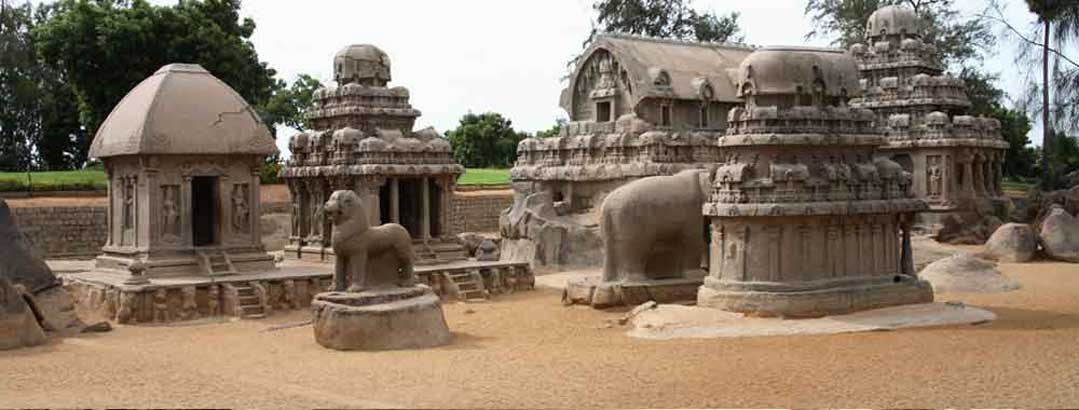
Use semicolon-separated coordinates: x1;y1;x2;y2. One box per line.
1043;19;1053;187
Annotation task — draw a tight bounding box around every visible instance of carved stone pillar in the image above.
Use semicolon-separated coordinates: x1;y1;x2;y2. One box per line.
105;168;114;247
421;176;431;240
251;166;261;246
901;217;914;275
390;178;400;223
218;175;231;245
181;176;193;247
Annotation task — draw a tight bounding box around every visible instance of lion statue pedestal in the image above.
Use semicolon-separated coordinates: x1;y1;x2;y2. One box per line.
311;190;450;351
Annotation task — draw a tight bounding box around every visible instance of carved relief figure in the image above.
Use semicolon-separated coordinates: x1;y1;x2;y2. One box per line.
232;184;250;233
116;292;137;324
122;178;135;230
207;285;220;316
181;286;198;320
153;288;170;322
161;185;180;241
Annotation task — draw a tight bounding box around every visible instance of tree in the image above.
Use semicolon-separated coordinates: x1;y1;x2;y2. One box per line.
591;0;742;43
535;118;567;139
261;74;322;133
33;0;281;166
446;112;523;168
993;106;1036;179
804;0;993;69
0;0;85;171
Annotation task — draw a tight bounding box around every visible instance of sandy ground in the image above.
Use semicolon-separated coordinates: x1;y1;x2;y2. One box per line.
4;259;1079;408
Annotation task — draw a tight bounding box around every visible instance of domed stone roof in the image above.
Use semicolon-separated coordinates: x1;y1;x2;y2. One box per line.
866;5;921;39
334;44;391;86
737;47;861;98
89;64;276;158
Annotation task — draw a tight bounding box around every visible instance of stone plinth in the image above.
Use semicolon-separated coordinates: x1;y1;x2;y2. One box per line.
563;275;704;308
697;275;933;318
311;285;450;351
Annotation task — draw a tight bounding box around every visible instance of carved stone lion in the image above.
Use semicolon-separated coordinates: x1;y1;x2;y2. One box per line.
325;190;415;292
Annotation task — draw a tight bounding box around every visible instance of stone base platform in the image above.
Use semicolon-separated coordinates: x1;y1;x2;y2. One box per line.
697;275;934;318
563;273;705;309
311;286;451;351
62;258;534;325
285;238;467;266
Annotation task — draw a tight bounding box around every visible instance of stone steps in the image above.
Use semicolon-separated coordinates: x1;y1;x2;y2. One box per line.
233;284;265;319
446;271;487;301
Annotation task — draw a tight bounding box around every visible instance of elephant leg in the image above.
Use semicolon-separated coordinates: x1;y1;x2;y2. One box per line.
346;250;368;292
681;226;705;276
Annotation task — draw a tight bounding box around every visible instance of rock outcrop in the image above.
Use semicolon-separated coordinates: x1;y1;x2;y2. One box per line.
983;223;1037;262
0;277;47;350
0;199;85;334
919;253;1020;293
1039;205;1079;262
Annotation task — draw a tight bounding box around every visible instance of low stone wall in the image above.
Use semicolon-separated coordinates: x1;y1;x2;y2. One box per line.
11;206;107;259
11;191;514;258
452;190;513;234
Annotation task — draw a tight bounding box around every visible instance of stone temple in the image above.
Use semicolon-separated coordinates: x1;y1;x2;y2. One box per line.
698;47;933;317
89;63;277;277
503;34;754;268
849;5;1009;215
282;44;466;264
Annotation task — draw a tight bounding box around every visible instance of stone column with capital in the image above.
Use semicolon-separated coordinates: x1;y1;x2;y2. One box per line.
219;175;232;245
390;178;400;223
181;176;193;246
421;176;431;240
251;166;262;246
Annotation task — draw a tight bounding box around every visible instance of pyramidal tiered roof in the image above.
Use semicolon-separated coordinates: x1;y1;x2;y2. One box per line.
847;6;1008;151
283;44;462;179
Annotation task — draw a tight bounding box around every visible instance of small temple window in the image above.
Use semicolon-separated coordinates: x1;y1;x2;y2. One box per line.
699;105;709;128
660;104;672;127
596;101;612;122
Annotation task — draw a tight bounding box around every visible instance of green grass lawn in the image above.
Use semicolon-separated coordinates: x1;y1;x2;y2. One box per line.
1001;179;1034;194
457;168;510;186
0;167;511;192
0;169;107;192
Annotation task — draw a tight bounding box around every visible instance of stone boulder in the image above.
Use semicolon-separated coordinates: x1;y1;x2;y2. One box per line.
311;285;450;351
935;212;1002;245
919;253;1020;293
499;192;604;268
982;223;1037;262
0;199;85;333
1040;205;1079;262
0;277;47;350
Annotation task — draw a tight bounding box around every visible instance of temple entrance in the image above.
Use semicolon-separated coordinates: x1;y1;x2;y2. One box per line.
379;183;392;224
398;178;421;238
191;177;218;246
891;154;913;173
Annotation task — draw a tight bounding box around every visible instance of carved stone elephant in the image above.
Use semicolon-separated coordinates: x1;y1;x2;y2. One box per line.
600;169;711;282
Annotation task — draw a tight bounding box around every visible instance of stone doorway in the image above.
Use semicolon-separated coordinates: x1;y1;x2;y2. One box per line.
398;178;421;237
191;176;218;246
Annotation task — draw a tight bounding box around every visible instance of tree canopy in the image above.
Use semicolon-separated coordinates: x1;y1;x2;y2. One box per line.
804;0;993;69
591;0;742;44
0;1;86;171
446;112;525;168
34;0;280;144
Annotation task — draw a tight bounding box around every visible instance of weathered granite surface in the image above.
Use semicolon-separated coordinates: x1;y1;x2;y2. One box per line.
1040;206;1079;262
313;189;450;350
0;277;46;350
982;223;1037;263
698;46;932;317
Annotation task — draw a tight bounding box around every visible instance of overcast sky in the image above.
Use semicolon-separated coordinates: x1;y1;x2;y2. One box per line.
33;0;1056;156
